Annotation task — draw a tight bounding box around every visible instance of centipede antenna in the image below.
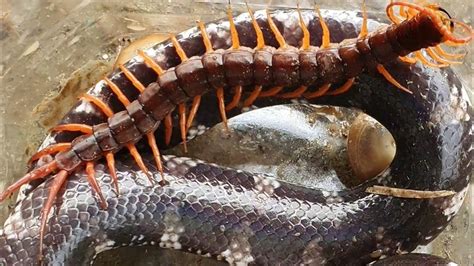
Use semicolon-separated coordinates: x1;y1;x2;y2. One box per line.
243;85;262;107
359;0;368;38
326;78;355;95
164;114;173;146
170;35;188;61
81;94;114;117
0;160;58;202
85;162;108;209
197;21;214;53
186;95;201;130
38;169;68;262
246;1;265;49
127;144;153;183
266;9;287;48
398;4;407;19
304;84;331;99
145;132;165;185
216;87;229;130
315;5;330;48
119;64;146;92
297;2;311;50
105;152;120;195
28;143;72;165
376;64;413;94
178;103;188;153
51;124;93;134
104;77;131;106
227;3;241;49
138;49;164;75
414;51;448;68
386;1;402;24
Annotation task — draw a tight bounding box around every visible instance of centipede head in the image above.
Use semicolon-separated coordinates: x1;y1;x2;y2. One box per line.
387;1;473;44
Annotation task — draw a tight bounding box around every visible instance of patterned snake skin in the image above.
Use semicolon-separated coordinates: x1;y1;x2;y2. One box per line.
0;9;472;265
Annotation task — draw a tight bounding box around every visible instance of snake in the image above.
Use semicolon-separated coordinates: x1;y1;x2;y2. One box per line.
0;5;472;266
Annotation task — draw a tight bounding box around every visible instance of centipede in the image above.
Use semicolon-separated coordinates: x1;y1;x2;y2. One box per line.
0;0;473;264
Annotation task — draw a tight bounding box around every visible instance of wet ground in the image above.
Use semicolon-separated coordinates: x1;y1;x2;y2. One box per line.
0;0;472;265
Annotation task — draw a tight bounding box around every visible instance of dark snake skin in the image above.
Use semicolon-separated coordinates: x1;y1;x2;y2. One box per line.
0;9;472;265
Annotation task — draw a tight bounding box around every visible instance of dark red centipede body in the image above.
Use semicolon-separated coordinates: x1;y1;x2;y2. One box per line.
58;7;454;170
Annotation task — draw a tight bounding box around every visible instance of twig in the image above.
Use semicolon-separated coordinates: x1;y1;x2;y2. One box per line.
366;185;456;199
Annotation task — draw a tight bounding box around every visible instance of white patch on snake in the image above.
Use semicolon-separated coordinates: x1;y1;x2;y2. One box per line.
442;186;468;221
94;240;116;254
302;237;326;265
220;237;254;266
325;191;343;204
220;225;255;266
252;173;280;195
159;211;184;250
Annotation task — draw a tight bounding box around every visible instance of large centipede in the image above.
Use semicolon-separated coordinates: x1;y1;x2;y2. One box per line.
0;0;473;262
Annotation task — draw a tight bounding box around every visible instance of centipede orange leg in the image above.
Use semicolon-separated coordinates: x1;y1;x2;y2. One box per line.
326;78;356;96
51;124;93;134
0;160;58;202
315;6;331;49
216;87;228;130
38;169;68;262
119;63;165;181
138;49;164;76
81;94;114;117
242;3;265;107
278;4;310;99
28;143;72;165
164;113;173;146
85;162;107;209
243;85;262;107
136;50;169;179
146;132;165;185
359;0;368;38
298;3;311;50
279;86;308;99
178;103;188;153
186;95;201;130
414;51;449;68
225;86;242;111
399;55;418;64
127;143;153;184
425;47;462;65
171;34;192;151
197;20;229;127
82;94;128;194
105;77;153;179
104;77;131;106
105;152;120;194
304;84;332;99
376;64;413;94
80;93;122;192
118;64;146;92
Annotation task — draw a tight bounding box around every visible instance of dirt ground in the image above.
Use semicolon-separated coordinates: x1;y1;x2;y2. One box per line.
0;0;472;265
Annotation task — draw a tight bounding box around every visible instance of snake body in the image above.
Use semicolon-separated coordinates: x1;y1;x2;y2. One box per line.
0;9;472;265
